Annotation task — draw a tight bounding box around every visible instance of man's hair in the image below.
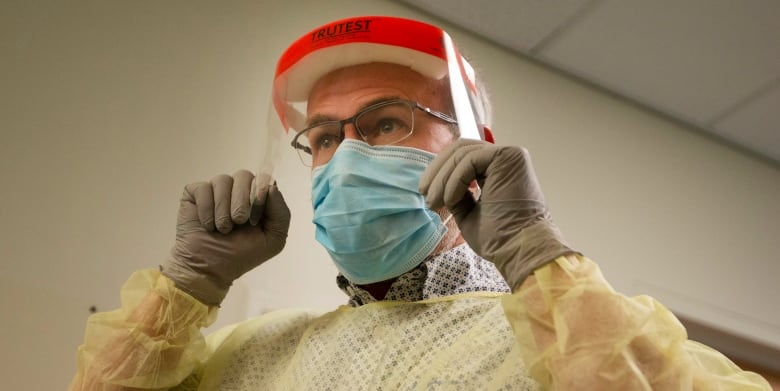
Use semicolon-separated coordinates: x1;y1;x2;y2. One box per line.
474;77;493;129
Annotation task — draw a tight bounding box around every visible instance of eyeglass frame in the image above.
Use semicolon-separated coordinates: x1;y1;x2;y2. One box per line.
290;99;457;165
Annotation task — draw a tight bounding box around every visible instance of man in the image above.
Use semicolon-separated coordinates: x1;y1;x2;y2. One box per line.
70;16;770;390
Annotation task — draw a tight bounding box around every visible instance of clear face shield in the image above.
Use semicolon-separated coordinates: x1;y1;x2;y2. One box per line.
253;16;490;203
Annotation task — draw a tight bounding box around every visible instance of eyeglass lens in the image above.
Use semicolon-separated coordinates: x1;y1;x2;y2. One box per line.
295;101;415;167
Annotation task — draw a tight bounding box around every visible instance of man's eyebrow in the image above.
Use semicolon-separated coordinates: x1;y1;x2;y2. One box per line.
306;96;402;127
359;96;402;112
306;113;336;127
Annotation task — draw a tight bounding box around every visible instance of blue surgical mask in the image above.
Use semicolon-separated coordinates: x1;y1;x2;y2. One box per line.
311;139;447;284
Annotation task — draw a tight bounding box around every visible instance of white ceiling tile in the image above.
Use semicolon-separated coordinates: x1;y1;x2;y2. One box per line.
397;0;591;52
712;83;780;162
536;0;780;124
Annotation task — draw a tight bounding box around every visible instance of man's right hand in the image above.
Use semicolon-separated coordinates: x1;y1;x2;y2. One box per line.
162;169;291;306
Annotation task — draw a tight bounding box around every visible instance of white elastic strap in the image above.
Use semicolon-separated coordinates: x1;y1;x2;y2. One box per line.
442;212;455;226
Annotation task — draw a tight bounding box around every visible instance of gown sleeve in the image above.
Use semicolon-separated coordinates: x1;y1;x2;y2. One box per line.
69;269;217;390
502;254;772;390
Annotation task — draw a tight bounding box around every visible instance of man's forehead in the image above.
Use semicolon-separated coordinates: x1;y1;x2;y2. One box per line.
319;62;428;78
308;63;434;100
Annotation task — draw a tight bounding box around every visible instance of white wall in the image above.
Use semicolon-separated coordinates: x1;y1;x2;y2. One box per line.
1;1;777;389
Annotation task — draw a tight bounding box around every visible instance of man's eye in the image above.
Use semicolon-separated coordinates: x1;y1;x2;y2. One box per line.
377;118;403;134
306;125;342;154
364;116;409;140
317;134;338;149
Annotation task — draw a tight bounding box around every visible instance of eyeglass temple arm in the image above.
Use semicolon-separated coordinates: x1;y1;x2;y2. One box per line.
418;105;457;124
290;139;312;155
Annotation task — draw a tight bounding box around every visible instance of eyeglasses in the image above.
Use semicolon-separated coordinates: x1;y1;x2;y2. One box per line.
290;99;456;167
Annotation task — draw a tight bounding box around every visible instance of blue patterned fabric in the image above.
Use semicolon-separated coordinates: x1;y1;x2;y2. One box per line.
337;243;510;306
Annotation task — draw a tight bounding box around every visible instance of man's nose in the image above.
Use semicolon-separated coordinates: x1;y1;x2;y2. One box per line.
342;122;361;141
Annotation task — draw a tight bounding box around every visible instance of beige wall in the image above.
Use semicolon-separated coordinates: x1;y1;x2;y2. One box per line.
1;1;778;389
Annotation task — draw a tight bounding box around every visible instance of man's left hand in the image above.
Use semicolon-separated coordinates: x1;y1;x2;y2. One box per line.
419;139;575;288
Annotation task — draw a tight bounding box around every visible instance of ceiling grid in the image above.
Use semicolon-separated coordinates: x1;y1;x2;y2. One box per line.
398;0;780;164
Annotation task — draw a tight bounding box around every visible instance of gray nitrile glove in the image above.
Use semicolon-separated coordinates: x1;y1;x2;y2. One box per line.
420;139;576;288
162;170;291;305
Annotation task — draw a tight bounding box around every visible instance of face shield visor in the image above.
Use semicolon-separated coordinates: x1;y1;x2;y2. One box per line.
254;16;490;202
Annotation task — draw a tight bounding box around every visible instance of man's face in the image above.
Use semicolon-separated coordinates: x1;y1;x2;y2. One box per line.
306;62;456;155
306;62;465;254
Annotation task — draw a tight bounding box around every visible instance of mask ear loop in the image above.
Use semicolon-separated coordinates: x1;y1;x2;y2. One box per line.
435;180;479;232
442;211;455;226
